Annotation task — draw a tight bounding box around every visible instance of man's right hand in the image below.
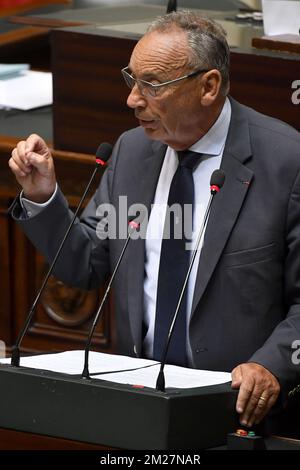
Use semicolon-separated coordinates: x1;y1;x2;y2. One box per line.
8;134;57;203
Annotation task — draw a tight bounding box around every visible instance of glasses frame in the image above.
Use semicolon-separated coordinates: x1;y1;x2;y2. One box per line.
121;66;209;97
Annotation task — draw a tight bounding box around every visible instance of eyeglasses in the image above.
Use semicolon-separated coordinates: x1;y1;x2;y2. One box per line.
121;66;208;98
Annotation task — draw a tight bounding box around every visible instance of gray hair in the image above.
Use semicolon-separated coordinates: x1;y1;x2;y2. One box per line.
147;10;230;95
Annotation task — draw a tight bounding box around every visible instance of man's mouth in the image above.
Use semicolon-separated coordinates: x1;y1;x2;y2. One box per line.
137;117;159;129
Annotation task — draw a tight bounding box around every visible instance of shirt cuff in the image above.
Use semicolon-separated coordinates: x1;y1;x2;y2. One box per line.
20;184;58;218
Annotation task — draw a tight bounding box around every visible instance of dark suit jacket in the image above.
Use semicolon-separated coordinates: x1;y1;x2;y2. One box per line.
12;98;300;393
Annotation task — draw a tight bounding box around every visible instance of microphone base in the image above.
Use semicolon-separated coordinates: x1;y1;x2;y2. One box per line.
81;374;91;380
81;365;91;380
155;370;165;392
11;347;20;367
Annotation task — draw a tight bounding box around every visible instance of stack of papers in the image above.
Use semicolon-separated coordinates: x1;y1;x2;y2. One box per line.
0;350;231;389
262;0;300;35
0;70;53;110
0;63;29;80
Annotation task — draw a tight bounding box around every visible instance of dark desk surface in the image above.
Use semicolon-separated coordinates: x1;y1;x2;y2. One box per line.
265;436;300;450
0;106;52;141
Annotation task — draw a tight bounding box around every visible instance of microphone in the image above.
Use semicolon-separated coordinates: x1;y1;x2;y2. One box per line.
156;169;226;392
81;215;143;380
10;142;113;367
166;0;177;13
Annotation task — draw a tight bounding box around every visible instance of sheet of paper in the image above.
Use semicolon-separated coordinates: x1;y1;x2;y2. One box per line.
262;0;300;35
95;363;231;389
0;350;155;374
0;350;231;389
0;70;52;110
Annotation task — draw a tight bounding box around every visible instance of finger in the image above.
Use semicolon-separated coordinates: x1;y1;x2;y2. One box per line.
11;149;32;175
27;152;52;174
25;134;48;157
235;375;255;416
252;393;279;426
231;366;243;389
15;141;31;167
239;386;264;426
8;156;27;178
246;393;270;427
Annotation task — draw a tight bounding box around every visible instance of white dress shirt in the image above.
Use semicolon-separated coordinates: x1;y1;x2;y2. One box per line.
143;98;231;365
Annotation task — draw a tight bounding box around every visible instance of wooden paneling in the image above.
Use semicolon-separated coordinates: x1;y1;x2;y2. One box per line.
52;30;137;153
0;0;71;67
0;26;50;68
230;50;300;131
252;35;300;55
0;203;13;353
0;140;19;353
0;138;116;355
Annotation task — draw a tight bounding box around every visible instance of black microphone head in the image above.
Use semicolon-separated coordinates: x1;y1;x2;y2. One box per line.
96;142;113;163
210;169;225;189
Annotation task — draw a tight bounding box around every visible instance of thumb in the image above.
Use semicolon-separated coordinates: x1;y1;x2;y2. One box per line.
25;133;48;155
27;151;53;175
25;141;36;155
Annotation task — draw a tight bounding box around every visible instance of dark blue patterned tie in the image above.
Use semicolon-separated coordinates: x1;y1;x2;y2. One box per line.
153;151;202;366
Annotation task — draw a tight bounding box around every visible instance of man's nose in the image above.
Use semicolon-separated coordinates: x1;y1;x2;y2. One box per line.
127;84;147;109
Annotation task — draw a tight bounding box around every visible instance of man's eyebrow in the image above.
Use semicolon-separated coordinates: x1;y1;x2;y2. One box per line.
128;66;162;82
141;72;160;81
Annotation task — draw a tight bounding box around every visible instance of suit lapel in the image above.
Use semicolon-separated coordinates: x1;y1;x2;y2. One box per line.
191;99;254;315
127;141;167;354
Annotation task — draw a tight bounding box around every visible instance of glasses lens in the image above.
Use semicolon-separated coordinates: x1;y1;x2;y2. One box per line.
121;68;158;98
147;85;157;97
122;69;135;89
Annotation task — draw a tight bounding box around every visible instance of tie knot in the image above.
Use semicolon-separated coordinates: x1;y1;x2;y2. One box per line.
177;150;202;170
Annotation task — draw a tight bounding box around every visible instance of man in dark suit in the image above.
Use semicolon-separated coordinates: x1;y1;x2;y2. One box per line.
8;11;300;429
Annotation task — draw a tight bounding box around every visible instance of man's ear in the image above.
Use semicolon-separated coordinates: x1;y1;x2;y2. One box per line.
199;69;223;106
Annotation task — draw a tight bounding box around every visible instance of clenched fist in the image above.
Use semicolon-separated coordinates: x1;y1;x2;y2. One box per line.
8;134;56;203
